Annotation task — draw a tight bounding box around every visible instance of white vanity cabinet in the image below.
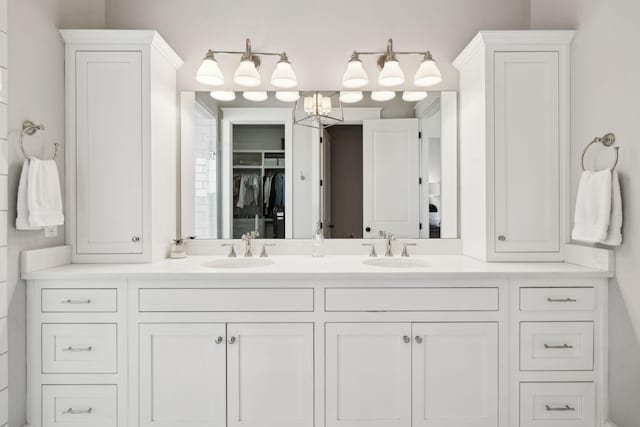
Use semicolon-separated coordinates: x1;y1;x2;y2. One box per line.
61;30;183;263
25;270;608;427
453;31;574;262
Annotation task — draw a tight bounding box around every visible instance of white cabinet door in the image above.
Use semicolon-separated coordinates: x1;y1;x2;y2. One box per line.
363;119;420;238
139;323;226;427
76;51;143;254
412;323;498;427
326;323;412;427
227;323;314;427
494;51;560;253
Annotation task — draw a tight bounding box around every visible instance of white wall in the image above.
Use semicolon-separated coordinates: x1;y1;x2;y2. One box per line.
105;0;530;91
7;1;104;425
531;1;640;426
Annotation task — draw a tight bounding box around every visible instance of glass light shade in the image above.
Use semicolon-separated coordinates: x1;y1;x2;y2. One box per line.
275;91;300;102
234;59;261;87
378;58;405;87
342;59;369;88
210;91;236;102
402;91;428;102
414;58;442;87
321;97;332;114
370;91;396;102
196;56;224;86
243;91;268;102
339;91;364;104
304;94;325;114
271;60;297;88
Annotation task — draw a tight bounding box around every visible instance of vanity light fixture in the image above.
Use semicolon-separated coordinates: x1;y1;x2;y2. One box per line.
402;91;428;102
275;91;300;102
342;38;442;89
339;91;364;104
243;91;268;102
197;38;297;89
210;90;236;102
294;92;344;129
371;91;396;102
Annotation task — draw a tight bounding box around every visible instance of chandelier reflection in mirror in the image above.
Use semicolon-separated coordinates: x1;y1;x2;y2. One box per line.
196;38;298;90
293;92;344;130
342;38;442;97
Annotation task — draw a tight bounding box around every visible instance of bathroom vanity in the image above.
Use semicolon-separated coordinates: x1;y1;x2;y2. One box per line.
23;255;609;427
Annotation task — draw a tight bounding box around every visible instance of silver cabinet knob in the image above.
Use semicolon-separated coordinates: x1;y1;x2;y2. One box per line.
132;236;141;243
215;336;224;344
402;336;411;344
228;336;236;344
415;336;423;344
498;235;506;241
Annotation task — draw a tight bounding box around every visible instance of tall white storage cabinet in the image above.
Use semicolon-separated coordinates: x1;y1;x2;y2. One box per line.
61;30;183;263
453;31;574;262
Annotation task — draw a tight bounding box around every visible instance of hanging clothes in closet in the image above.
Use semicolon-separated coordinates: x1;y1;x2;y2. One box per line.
263;171;285;216
234;173;260;209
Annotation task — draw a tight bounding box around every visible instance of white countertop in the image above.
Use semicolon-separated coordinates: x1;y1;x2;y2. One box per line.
21;255;611;281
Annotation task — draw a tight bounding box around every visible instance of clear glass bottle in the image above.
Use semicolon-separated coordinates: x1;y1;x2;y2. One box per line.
311;222;325;258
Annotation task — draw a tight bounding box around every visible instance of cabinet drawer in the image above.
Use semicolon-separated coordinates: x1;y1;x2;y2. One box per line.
42;289;117;312
520;322;593;371
138;288;314;312
42;324;117;373
520;382;594;427
520;287;595;311
325;287;499;311
42;385;117;427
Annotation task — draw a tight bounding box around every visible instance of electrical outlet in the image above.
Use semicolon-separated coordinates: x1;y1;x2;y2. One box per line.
44;226;58;238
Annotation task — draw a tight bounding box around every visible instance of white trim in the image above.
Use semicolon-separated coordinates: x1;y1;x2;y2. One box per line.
605;420;620;427
564;243;615;275
20;246;71;274
220;108;294;238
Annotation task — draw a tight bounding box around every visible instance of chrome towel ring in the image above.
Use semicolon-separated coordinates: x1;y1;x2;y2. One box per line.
19;120;58;160
581;132;619;171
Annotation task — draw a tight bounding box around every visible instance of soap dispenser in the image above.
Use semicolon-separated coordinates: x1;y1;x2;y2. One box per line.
311;222;325;258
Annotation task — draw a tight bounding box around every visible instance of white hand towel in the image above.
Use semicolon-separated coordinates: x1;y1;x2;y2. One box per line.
600;171;623;246
572;169;612;243
16;159;42;230
26;158;64;227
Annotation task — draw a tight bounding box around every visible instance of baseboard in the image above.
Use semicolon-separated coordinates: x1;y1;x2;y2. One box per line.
606;420;620;427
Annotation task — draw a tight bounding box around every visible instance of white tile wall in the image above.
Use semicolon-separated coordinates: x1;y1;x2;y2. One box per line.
0;2;7;425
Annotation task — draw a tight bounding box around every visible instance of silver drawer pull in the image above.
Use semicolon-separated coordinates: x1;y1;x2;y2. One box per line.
63;346;93;352
547;297;577;303
64;407;93;415
62;299;92;305
545;404;575;412
228;336;236;344
402;335;411;344
544;343;573;349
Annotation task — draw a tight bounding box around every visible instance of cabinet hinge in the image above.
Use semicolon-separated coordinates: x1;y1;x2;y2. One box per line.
419;177;423;185
320;179;323;187
320;136;323;143
418;131;422;139
419;223;423;230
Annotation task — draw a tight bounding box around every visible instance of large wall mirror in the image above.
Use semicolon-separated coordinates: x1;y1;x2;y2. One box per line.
180;91;457;240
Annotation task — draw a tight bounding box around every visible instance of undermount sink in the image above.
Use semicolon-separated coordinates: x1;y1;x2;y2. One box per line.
363;257;429;269
204;258;275;269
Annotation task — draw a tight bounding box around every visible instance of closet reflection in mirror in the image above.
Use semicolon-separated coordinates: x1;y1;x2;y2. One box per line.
180;91;457;239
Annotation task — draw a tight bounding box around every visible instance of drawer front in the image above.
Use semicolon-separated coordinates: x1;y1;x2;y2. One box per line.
139;288;314;312
520;287;595;311
42;385;117;427
520;382;595;427
42;324;117;373
520;322;593;371
325;287;499;311
42;289;117;312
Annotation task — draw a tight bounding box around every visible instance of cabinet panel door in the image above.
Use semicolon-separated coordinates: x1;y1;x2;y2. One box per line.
412;323;498;427
494;51;560;253
227;323;314;427
326;323;412;427
76;51;143;254
139;323;226;427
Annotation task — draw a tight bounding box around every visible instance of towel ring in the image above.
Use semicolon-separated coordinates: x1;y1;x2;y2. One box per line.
19;120;58;160
581;132;619;171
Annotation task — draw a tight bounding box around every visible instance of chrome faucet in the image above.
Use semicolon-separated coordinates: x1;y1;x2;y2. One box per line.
379;230;396;257
241;231;259;257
